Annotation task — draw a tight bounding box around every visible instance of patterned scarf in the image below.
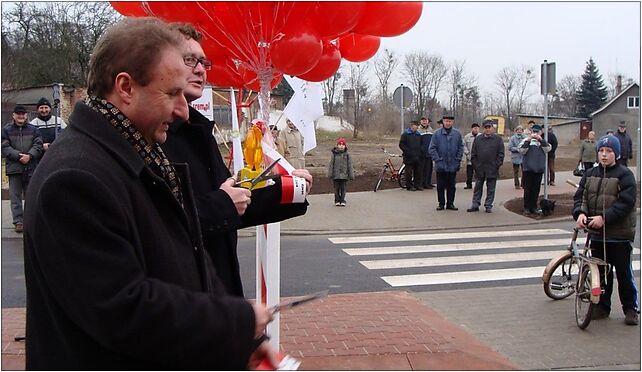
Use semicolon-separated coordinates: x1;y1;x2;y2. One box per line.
86;96;183;207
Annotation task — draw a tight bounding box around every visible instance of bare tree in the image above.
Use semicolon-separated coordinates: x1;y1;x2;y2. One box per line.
514;65;535;116
2;2;120;88
403;51;447;118
550;74;581;117
322;67;342;116
372;48;398;102
495;66;519;129
344;62;370;138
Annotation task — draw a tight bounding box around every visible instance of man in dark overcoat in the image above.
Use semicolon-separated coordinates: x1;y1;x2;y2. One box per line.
467;120;505;213
24;18;274;370
399;120;423;190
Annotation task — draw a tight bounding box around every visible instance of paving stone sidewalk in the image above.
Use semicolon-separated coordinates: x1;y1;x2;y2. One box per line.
2;291;517;370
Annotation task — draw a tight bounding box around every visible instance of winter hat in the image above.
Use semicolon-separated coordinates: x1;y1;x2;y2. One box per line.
531;124;542;132
596;135;621;159
471;123;480;128
336;138;347;146
482;119;495;127
37;97;51;108
13;104;27;113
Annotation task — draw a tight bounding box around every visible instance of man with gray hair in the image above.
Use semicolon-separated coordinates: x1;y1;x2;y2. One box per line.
24;17;273;369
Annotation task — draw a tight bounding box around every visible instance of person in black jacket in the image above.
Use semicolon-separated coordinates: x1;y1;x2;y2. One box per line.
546;126;558;186
1;105;43;232
417;117;434;189
399;120;422;190
573;134;639;325
23;18;274;370
467;120;505;213
161;24;310;298
614;122;634;167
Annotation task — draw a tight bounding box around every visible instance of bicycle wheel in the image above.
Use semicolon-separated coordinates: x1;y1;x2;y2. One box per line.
374;166;387;192
543;253;578;300
397;164;406;189
575;264;596;329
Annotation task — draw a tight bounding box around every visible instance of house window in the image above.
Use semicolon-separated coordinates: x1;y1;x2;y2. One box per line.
627;96;640;108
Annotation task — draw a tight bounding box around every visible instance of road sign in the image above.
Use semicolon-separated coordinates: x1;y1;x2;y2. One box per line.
393;85;413;108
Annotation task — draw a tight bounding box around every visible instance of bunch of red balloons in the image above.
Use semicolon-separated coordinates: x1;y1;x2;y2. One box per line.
110;1;422;89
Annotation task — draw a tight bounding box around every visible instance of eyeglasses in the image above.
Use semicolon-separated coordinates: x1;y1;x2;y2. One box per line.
183;56;212;71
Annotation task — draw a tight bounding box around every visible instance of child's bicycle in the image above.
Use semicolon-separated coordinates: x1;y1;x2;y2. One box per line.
373;148;406;192
542;224;612;329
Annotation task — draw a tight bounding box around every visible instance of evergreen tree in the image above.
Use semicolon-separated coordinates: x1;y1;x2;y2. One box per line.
575;58;609;117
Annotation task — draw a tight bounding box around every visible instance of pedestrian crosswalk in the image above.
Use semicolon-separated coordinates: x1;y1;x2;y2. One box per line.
331;228;641;289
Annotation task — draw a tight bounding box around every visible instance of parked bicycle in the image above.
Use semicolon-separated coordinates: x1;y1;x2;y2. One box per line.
542;225;611;329
373;148;406;192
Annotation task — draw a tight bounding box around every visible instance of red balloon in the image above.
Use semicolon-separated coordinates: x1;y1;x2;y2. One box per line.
337;33;381;63
207;57;244;88
298;42;341;82
306;2;366;39
241;67;282;92
353;2;423;37
270;26;323;76
109;1;147;16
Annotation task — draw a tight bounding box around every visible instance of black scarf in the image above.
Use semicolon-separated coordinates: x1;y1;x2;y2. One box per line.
86;96;183;207
37;114;52;122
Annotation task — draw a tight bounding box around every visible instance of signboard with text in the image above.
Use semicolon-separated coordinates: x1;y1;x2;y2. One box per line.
190;85;213;121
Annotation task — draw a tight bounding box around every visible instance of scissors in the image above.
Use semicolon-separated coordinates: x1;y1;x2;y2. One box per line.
234;158;281;189
269;290;329;314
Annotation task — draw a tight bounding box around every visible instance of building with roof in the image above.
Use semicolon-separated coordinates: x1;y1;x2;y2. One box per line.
590;82;639;148
515;114;589;145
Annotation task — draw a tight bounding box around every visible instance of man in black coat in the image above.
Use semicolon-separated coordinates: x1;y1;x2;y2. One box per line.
467;120;505;213
615;122;634;167
399;120;423;190
162;24;310;298
23;18;274;370
546;126;558;185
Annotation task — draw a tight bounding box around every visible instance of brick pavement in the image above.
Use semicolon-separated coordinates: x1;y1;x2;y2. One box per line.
2;292;517;370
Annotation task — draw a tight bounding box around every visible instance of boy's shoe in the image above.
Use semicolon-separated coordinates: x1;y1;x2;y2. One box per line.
14;223;23;233
625;309;639;325
340;202;346;207
335;202;341;206
591;306;610;320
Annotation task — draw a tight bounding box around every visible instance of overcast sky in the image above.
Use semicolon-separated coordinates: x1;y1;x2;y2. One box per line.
379;1;641;103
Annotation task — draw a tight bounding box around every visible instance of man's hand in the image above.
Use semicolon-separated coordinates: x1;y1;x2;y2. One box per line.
250;302;274;336
292;168;313;194
575;213;588;229
43;143;50;151
18;153;30;164
587;215;604;229
219;177;252;216
247;339;279;370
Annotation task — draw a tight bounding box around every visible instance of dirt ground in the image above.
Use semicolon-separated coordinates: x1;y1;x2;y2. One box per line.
301;132;590;195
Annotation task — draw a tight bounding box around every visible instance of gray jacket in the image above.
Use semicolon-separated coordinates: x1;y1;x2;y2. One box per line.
327;147;354;180
463;132;477;165
471;133;505;179
1;122;43;175
508;133;526;165
579;139;597;163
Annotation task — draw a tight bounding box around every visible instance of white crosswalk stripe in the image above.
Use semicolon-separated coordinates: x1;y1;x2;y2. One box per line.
329;228;569;244
331;228;641;289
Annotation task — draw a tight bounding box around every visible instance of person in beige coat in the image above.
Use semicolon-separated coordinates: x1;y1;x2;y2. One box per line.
579;131;597;172
278;119;305;168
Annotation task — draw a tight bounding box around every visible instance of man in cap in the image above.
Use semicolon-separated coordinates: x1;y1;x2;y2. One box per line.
614;122;633;167
23;17;274;369
573;134;639;325
1;105;43;233
467;120;504;213
399;119;423;190
463;123;480;189
429;114;464;210
417;117;435;189
30;97;67;151
519;124;551;214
